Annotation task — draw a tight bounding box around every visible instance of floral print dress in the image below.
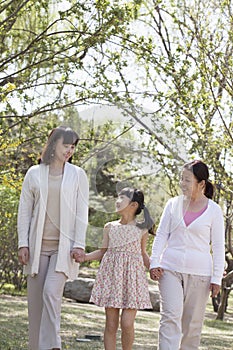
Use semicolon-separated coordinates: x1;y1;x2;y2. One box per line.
90;221;152;309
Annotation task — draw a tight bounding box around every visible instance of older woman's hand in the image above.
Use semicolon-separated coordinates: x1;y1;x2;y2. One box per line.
210;283;221;298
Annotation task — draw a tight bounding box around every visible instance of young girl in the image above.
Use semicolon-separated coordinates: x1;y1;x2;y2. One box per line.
80;187;154;350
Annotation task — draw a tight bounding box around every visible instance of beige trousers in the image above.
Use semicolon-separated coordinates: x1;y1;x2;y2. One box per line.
27;251;67;350
158;269;211;350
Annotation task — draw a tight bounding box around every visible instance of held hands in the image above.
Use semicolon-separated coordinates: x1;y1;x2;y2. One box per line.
150;269;221;296
150;267;164;281
18;247;29;265
71;248;85;263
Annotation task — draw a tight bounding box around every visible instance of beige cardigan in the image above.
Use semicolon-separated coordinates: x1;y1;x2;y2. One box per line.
17;162;89;279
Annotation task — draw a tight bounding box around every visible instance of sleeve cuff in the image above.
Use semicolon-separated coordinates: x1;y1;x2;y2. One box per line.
18;241;29;249
211;276;222;286
149;261;160;270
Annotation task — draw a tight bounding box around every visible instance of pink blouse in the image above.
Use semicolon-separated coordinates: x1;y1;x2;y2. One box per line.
183;204;208;226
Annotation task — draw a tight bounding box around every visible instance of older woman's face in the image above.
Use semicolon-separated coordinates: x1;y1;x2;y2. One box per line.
180;168;201;198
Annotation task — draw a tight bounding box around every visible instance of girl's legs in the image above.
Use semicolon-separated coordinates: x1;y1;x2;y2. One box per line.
121;309;137;350
158;270;184;350
180;274;210;350
39;252;67;350
104;308;120;350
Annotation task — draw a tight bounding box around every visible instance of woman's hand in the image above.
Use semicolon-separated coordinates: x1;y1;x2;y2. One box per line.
18;247;29;265
71;248;85;263
150;267;164;281
210;283;221;298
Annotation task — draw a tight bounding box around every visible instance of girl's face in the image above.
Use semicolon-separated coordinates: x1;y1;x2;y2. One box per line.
115;194;131;213
54;137;76;164
180;168;204;198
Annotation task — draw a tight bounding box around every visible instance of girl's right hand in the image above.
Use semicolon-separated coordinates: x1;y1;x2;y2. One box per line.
150;267;164;281
18;247;29;265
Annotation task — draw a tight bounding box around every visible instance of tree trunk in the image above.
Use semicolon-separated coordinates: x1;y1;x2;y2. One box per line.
216;271;233;320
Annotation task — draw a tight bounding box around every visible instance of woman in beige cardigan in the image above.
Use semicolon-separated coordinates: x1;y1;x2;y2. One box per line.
18;126;89;350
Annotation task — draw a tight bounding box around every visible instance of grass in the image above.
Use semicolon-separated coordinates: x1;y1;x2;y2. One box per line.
0;292;233;350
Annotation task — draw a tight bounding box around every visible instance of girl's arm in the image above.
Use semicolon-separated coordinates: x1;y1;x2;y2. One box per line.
84;248;107;262
84;225;110;262
141;231;150;270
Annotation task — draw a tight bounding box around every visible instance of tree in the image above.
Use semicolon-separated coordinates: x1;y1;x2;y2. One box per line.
0;0;232;317
0;0;142;182
92;0;233;318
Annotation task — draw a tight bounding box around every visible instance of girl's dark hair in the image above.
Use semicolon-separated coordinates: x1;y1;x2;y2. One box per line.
118;187;155;234
40;126;79;165
183;160;214;199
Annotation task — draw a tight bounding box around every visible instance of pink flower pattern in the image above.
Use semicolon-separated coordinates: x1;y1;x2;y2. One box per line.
90;221;152;309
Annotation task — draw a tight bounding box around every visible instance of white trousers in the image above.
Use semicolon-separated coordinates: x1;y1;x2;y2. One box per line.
158;270;211;350
27;251;67;350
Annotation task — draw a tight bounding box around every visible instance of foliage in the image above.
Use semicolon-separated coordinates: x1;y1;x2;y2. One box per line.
1;0;232;199
1;0;232;191
0;185;26;290
0;0;232;318
0;0;139;114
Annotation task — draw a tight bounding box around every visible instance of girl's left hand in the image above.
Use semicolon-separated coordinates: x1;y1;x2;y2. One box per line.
210;283;221;298
150;267;164;281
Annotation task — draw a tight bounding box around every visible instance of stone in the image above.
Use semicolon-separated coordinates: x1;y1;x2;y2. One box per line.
63;277;95;303
149;288;160;312
63;277;160;311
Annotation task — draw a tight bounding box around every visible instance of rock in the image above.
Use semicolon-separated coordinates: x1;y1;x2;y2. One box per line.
64;277;160;311
149;288;160;312
64;277;95;303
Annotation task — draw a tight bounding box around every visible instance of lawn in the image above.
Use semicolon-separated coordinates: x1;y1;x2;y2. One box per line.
0;293;232;350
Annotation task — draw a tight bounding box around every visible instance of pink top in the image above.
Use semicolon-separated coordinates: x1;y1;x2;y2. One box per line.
184;204;208;226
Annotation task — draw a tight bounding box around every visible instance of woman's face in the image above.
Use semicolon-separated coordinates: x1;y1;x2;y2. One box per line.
180;168;202;198
53;137;76;164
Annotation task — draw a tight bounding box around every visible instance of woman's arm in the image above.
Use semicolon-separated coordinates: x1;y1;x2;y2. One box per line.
150;199;172;269
72;168;89;250
17;169;34;249
210;204;225;286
